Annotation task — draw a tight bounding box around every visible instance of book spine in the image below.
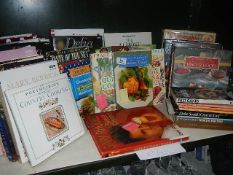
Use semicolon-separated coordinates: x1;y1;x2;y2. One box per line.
175;111;233;120
175;97;233;105
0;114;18;161
176;116;233;125
175;120;233;130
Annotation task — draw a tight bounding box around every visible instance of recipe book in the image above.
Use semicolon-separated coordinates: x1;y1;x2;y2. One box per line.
84;106;189;158
4;74;85;166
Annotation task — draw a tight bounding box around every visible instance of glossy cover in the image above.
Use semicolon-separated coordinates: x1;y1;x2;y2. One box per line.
90;52;116;113
113;51;153;109
84;106;189;158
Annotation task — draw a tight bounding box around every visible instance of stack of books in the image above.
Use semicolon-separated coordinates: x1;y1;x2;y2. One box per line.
163;29;233;130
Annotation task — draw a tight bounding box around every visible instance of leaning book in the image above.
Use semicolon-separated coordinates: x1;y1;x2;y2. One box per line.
4;74;85;166
84;106;189;158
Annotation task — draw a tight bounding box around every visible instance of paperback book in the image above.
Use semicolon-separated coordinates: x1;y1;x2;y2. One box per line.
0;60;59;163
90;52;116;113
104;32;152;47
46;47;93;101
151;49;166;105
84;106;189;158
4;74;85;166
50;28;104;53
113;50;153;109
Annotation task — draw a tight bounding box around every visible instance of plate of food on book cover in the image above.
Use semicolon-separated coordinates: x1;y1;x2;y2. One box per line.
115;65;153;108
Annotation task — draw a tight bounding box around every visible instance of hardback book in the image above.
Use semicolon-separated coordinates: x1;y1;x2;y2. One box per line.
113;50;153;109
4;74;85;166
90;52;117;113
151;49;166;105
163;40;222;97
171;87;233;105
162;29;216;43
50;28;104;52
104;32;152;47
170;45;232;92
84;106;189;158
0;60;59;163
0;33;37;45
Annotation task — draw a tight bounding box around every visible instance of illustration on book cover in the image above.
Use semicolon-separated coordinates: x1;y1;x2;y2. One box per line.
40;105;68;141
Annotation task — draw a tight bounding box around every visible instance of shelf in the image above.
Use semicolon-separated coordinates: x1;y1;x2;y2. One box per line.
1;105;233;175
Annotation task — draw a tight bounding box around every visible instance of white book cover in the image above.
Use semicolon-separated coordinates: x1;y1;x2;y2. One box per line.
104;32;152;47
4;74;85;166
50;28;104;37
0;60;59;163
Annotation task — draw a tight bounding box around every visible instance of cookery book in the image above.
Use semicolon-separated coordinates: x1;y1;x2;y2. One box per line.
162;29;216;43
90;52;117;113
151;49;166;105
4;74;85;166
50;28;104;52
46;47;93;100
113;51;153;109
171;87;233;105
170;45;232;91
84;106;189;158
0;60;59;163
104;32;152;47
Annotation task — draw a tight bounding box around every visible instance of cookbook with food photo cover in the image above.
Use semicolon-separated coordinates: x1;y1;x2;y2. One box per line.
84;106;189;158
170;43;232;91
4;74;85;166
113;51;153;109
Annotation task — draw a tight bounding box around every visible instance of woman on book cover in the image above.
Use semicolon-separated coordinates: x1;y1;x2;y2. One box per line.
111;112;172;144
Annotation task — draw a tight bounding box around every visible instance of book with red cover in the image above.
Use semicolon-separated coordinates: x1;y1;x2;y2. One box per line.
84;106;189;158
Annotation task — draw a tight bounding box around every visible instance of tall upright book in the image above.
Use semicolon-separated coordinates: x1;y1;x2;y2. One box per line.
104;32;152;47
90;52;116;113
4;74;85;166
0;60;60;163
84;106;189;158
113;50;153;109
50;28;104;53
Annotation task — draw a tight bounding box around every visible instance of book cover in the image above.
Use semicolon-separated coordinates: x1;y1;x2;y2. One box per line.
162;29;216;43
50;28;104;53
171;87;233;105
90;52;117;113
0;60;59;163
113;51;153;109
46;47;93;101
104;32;152;47
163;40;222;97
84;106;189;158
151;49;166;105
4;74;85;166
170;47;232;91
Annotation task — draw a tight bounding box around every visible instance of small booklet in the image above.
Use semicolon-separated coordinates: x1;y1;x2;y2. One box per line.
4;74;85;166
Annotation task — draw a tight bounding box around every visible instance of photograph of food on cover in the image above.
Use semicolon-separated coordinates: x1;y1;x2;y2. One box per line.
40;106;68;140
111;111;172;144
115;66;153;108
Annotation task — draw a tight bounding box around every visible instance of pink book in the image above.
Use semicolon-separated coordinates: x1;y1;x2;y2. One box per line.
0;46;38;62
